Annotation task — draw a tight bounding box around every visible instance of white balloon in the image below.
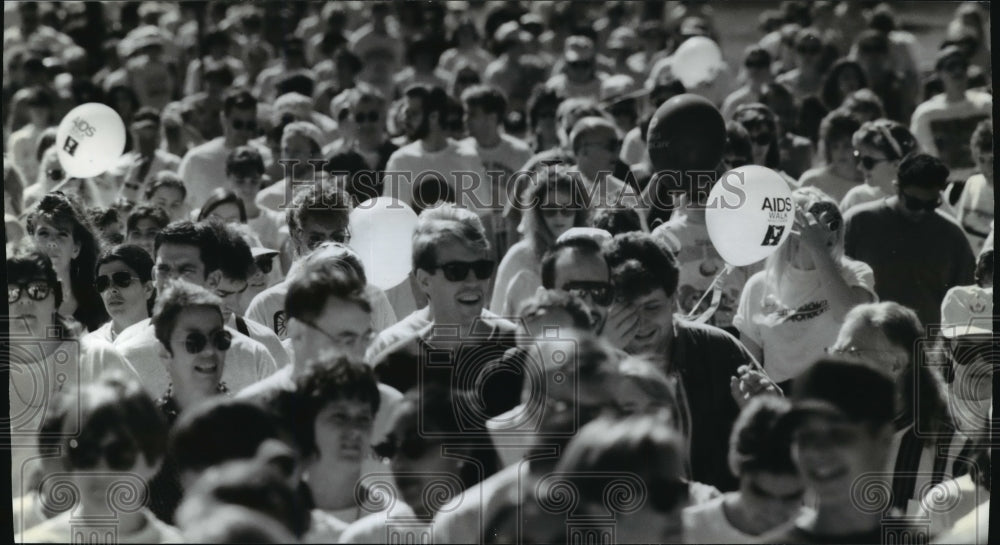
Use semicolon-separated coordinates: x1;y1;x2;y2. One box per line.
349;197;419;290
55;103;127;178
671;36;724;89
705;165;796;267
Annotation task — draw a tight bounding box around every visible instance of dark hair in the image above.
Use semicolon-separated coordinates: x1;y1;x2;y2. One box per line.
724;120;753;168
855;29;890;55
223;87;257;118
285;249;370;323
41;373;168;470
758;82;798;130
591;207;642;236
144;171;187;201
96;243;154;283
332;47;363;74
732;104;781;168
293;358;381;456
462;84;508;119
405;34;442;67
897;153;950;191
971;119;992;152
86;206;121;230
729;396;796;476
403;84;450;127
527;86;562;130
517;289;593;328
35;128;58;162
132;106;161;127
198;189;248;223
286;185;353;235
411;175;457;216
975;249;993;287
7;246;64;310
126;204;169;233
820;59;868;110
153;221;220;277
201;219;253;282
604;232;680;301
540;235;605;289
25;192;107;330
171;398;282;473
818;110;861;164
181;460;311;539
225;145;266;178
152;280;224;353
523;169;589;259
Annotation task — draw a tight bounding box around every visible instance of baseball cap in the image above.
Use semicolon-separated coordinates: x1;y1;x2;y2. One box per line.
281;121;325;151
940;285;993;337
556;227;613;245
251;247;280;259
935;44;968;70
600;75;639;105
564;36;596;63
120;25;166;58
788;359;895;428
273;92;315;125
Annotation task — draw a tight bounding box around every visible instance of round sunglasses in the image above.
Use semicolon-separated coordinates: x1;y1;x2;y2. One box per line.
68;436;139;471
561;281;614;307
430;259;495;282
95;272;140;293
8;281;53;304
175;329;233;355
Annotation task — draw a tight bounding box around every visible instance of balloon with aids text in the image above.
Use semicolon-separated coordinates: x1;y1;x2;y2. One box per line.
646;93;726;195
56;103;127;179
705;165;796;267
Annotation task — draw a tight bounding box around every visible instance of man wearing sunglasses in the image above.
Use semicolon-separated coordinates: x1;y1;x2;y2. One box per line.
179;88;272;210
545;35;605;102
114;221;279;397
569;116;642;223
324;84;398;197
89;244;155;344
845;153;975;327
370;204;517;396
775;29;825;101
911;45;992;184
604;232;779;492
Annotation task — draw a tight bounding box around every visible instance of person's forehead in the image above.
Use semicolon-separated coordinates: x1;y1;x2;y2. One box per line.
318;398;371;415
554;248;608;284
133;218;160;231
282;133;313;148
152;186;184;200
317;296;371;329
854;141;889;158
432;237;485;261
301;213;349;232
157;243;202;263
794;412;858;433
98;260;138;276
228;107;256;119
35;216;72;233
578;127;617;142
174;305;223;331
217;275;247;289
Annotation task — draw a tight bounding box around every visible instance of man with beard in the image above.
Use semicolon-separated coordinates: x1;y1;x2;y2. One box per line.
383;84;491;218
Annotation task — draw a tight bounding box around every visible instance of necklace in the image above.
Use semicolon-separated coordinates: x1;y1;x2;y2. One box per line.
157;382;230;420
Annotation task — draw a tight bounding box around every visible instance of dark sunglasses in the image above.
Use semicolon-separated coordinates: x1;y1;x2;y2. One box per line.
942;61;969;73
567;60;592;69
68;437;139;471
745;60;769;69
255;256;274;275
561;281;614;307
854;151;889;170
354;111;380;124
231;118;258;132
47;168;65;182
751;132;773;146
372;434;431;460
431;259;494;282
95;272;139;293
797;46;822;56
8;281;53;304
179;329;233;355
900;192;941;212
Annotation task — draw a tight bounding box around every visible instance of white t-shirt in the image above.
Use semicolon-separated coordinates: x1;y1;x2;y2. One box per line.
544;73;604;101
911;91;992;181
489;240;541;318
734;260;876;383
85;321;116;344
954;174;994;254
303;509;350;543
682;494;758;544
383;139;491;216
9;336;138;498
247;208;290;251
244;281;397;341
654;214;760;330
112;318;278;397
798;165;862;205
227;314;291;369
17;508;183;544
178;137;273;209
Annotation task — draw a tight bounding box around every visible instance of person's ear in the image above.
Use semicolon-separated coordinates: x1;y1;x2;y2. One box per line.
205;269;222;289
414;267;433;293
71;240;81;260
142;280;155;302
158;342;172;362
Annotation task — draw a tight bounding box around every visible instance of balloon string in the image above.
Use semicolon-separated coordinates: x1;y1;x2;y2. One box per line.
682;264;731;322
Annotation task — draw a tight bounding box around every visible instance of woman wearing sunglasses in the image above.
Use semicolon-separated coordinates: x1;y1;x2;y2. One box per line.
151;280;233;424
16;374;183;543
25;192;109;332
90;244;155;343
490;168;589;317
731;103;797;188
840;119;918;213
341;386;500;543
8;247;138;510
735;187;876;390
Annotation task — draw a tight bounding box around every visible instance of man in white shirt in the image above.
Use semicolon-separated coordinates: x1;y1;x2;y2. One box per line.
461;84;533;258
383;84;491;217
545;36;606;101
911;46;992;183
568;116;642;220
108;108;181;204
953;120;994;253
114;221;278;397
178;88;272;210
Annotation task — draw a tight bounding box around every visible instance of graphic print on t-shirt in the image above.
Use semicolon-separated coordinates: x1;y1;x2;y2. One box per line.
762;297;830;324
273;310;287;338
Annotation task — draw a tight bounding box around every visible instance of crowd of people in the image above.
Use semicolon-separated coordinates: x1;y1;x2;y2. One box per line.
4;1;994;543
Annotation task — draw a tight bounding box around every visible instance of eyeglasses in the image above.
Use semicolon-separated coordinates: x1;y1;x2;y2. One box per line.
900;192;941;212
255;256;274;275
8;281;53;304
300;319;374;351
47;168;65;182
231;118;258;132
430;259;494;282
353;111;380;124
561;281;614;307
95;272;140;293
854;150;890;170
177;329;233;355
68;436;138;471
372;434;432;460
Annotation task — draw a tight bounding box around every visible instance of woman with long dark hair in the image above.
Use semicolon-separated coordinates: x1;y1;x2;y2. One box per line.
25;192;108;331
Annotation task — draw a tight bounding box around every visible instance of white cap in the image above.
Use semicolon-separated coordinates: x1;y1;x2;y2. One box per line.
556;227;612;244
940;285;993;337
